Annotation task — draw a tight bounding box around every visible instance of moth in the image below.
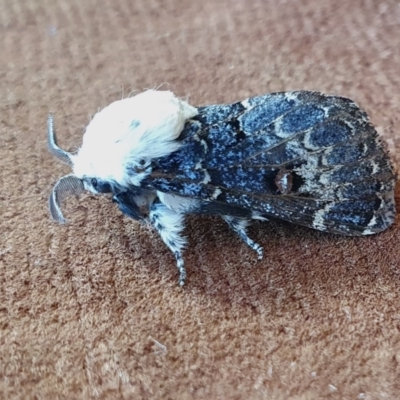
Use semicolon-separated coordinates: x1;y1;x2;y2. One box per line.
48;90;396;285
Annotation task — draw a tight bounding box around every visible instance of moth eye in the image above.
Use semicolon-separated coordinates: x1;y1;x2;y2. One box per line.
91;178;98;188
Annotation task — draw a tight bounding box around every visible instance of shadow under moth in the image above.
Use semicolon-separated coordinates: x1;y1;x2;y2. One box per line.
48;90;396;285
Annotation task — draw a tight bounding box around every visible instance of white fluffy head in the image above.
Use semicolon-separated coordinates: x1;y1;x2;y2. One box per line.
72;90;198;186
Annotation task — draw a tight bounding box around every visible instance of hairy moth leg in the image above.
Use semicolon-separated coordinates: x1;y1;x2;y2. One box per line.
149;201;187;286
223;216;264;259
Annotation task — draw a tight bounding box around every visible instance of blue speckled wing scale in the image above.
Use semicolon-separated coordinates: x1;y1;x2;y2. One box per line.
141;91;396;236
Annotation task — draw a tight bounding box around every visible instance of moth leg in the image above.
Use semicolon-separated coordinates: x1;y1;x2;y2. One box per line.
223;216;264;259
113;192;145;222
149;201;187;286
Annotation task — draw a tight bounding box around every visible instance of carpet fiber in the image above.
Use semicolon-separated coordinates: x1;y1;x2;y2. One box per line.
1;0;400;398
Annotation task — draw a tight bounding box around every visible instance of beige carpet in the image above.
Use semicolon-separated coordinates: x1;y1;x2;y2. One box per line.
1;0;400;398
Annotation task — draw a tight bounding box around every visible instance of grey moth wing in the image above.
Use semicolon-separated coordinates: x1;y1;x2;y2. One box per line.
140;91;396;236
